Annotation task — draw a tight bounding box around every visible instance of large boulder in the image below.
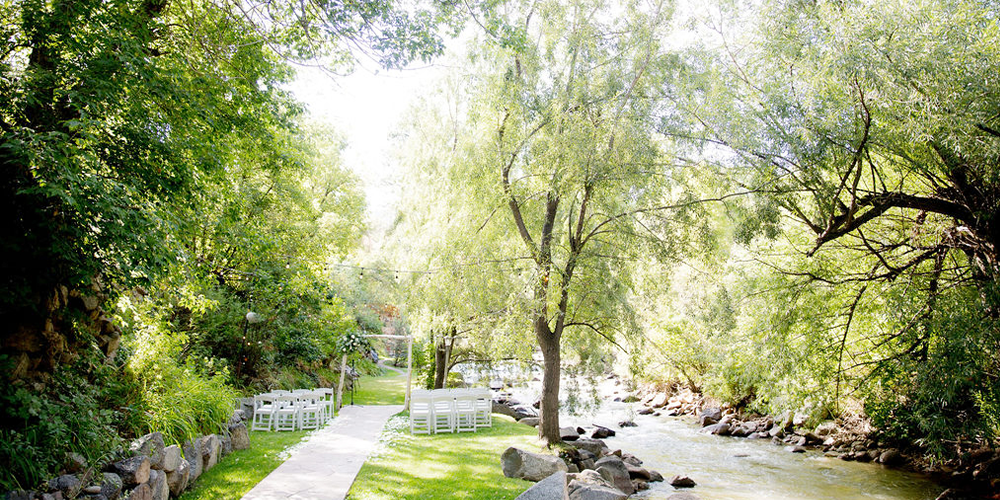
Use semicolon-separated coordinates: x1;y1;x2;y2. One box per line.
229;422;250;451
130;433;165;470
515;471;568;500
699;408;722;427
502;447;569;482
572;438;609;458
200;435;221;471
113;456;151;487
567;480;628;500
101;472;123;500
161;445;183;473
147;470;168;500
572;469;613;489
493;402;525;420
47;474;82;498
166;460;190;498
182;439;203;482
593;456;633;495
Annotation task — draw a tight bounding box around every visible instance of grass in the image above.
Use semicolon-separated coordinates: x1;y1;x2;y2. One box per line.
178;429;309;500
346;414;551;500
349;369;408;406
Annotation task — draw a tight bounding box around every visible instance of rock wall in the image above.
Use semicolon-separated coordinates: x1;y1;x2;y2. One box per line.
3;410;251;500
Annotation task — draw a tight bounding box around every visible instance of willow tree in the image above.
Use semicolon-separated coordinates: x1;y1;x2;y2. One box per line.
448;0;680;442
661;0;1000;445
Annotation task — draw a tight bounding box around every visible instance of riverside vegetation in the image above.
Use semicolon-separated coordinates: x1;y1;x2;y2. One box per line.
2;0;999;497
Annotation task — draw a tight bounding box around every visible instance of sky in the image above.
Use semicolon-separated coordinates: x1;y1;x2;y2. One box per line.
287;62;443;237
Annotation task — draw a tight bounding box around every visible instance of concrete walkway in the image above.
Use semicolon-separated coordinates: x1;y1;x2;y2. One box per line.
242;404;403;500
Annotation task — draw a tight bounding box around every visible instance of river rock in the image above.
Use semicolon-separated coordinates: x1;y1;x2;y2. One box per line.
166;460;190;497
699;407;722;427
785;445;807;453
573;438;610;457
520;417;540;427
47;475;81;498
702;423;730;436
113;456;150;487
130;433;165;470
573;469;613;488
502;447;569;482
493;402;524;420
670;475;697;488
560;427;581;441
591;426;615;439
625;462;651;480
100;472;122;499
878;449;903;466
516;471;568;500
567;481;628;500
594;455;633;495
618;420;637;428
649;470;664;482
650;393;668;408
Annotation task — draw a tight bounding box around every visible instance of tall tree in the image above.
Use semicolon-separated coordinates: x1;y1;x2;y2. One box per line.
0;0;451;379
450;0;677;442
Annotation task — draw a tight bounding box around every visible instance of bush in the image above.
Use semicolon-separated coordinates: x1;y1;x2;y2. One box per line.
0;351;138;491
125;324;238;446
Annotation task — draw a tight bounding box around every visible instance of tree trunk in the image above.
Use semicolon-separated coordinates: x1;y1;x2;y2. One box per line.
536;319;562;443
433;336;447;389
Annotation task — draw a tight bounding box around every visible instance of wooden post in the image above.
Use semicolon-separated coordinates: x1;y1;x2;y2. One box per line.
336;354;348;411
405;336;413;411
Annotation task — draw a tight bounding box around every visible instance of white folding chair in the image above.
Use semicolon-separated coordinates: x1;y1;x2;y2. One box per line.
431;391;455;433
298;392;323;430
316;388;334;422
410;390;433;435
251;394;277;431
472;388;492;429
274;395;299;431
454;393;478;432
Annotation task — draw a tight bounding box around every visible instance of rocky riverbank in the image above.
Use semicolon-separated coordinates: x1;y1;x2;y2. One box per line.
621;384;1000;500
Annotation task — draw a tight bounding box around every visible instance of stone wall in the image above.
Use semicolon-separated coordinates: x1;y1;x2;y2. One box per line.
3;409;251;500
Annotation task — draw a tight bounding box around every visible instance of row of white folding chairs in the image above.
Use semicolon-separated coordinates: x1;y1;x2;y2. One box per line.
410;388;492;435
251;388;334;432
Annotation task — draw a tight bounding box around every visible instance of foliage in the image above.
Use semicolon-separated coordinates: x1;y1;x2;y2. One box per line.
0;351;138;491
178;429;309;500
118;297;239;445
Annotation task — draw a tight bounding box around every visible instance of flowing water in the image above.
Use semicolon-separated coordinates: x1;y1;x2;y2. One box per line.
454;363;944;499
563;403;943;500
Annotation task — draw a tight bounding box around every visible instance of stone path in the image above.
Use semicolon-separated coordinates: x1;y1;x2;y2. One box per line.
242;404;403;500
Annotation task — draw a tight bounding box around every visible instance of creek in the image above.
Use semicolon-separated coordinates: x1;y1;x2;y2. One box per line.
460;366;946;500
562;401;943;500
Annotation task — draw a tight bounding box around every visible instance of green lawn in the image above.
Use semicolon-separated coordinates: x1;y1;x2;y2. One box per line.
346;414;549;500
178;429;309;500
349;370;408;405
